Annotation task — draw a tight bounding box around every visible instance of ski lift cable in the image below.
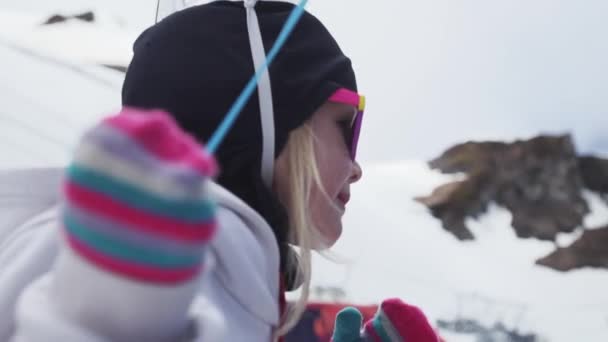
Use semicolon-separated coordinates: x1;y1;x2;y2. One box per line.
0;38;120;91
0;114;71;149
354;265;608;312
0;83;84;131
351;255;608;311
0;110;71;151
0;134;51;161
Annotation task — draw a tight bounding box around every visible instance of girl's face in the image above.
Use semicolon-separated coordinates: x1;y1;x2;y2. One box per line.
309;101;363;246
274;101;363;248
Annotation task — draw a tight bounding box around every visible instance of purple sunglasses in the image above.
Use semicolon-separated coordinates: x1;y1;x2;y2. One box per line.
328;88;365;160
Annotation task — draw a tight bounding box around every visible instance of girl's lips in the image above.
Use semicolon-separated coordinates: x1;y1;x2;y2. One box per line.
337;192;350;206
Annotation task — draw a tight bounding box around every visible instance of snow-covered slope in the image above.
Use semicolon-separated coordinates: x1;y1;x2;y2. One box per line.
0;9;135;67
312;161;608;341
0;10;127;168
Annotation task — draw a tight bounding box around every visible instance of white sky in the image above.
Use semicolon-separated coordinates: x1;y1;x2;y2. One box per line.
3;0;607;163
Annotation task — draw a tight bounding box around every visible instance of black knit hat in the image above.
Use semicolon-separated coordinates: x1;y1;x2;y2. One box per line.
122;1;357;279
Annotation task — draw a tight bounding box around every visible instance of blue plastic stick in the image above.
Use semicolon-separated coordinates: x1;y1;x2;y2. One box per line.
206;0;309;154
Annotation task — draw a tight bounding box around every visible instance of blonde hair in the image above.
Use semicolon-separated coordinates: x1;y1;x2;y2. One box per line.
274;122;326;337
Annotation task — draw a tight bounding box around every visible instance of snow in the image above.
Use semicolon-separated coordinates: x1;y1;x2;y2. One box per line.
439;332;477;342
0;9;135;67
312;161;608;341
0;10;125;169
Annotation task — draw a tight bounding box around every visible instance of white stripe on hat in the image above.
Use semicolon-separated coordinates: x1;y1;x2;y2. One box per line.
245;0;276;189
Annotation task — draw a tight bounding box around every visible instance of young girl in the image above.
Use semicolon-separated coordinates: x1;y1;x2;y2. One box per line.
0;1;439;341
1;1;359;340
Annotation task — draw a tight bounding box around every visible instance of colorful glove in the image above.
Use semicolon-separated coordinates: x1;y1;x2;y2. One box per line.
61;107;218;285
332;298;439;342
332;306;365;342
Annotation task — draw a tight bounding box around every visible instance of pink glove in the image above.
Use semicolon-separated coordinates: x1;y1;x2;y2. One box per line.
332;298;440;342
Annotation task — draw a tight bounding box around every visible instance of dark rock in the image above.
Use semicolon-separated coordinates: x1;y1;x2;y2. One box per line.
535;226;608;271
419;135;589;241
42;15;69;25
579;156;608;200
42;11;95;25
415;170;494;240
418;134;608;271
74;12;95;22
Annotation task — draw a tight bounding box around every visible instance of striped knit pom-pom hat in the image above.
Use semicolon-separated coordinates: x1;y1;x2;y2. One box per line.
61;107;218;285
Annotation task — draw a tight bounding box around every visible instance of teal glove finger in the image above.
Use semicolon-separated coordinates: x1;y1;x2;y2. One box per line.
331;307;364;342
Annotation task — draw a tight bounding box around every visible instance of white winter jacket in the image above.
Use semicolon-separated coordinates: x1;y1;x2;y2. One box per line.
0;167;281;341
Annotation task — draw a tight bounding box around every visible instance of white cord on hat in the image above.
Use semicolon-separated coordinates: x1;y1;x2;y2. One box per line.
244;0;276;189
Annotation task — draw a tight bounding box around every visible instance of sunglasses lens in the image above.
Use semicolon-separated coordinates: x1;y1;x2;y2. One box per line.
327;89;364;160
350;110;363;160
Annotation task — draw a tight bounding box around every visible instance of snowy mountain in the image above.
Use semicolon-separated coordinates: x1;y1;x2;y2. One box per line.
2;7;608;342
311;161;608;342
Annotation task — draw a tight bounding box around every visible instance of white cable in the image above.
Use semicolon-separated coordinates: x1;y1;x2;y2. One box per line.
245;0;276;188
155;0;278;187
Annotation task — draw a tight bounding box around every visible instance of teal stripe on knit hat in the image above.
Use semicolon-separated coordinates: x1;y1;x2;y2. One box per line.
64;214;201;268
63;207;204;256
67;164;215;222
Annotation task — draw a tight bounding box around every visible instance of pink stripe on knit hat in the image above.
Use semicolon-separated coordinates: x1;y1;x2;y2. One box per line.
104;107;217;176
64;181;216;243
65;233;201;284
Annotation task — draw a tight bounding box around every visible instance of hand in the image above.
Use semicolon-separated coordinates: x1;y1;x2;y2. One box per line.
332;298;439;342
332;307;364;342
62;107;218;284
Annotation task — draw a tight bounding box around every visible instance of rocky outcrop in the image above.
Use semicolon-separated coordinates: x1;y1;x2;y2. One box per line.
416;135;588;241
535;226;608;271
42;11;95;25
416;135;608;271
579;156;608;200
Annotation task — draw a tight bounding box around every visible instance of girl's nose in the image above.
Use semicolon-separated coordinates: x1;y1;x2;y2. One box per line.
349;161;362;184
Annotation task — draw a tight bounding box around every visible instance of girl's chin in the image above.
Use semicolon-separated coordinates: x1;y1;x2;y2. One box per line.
313;223;342;250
